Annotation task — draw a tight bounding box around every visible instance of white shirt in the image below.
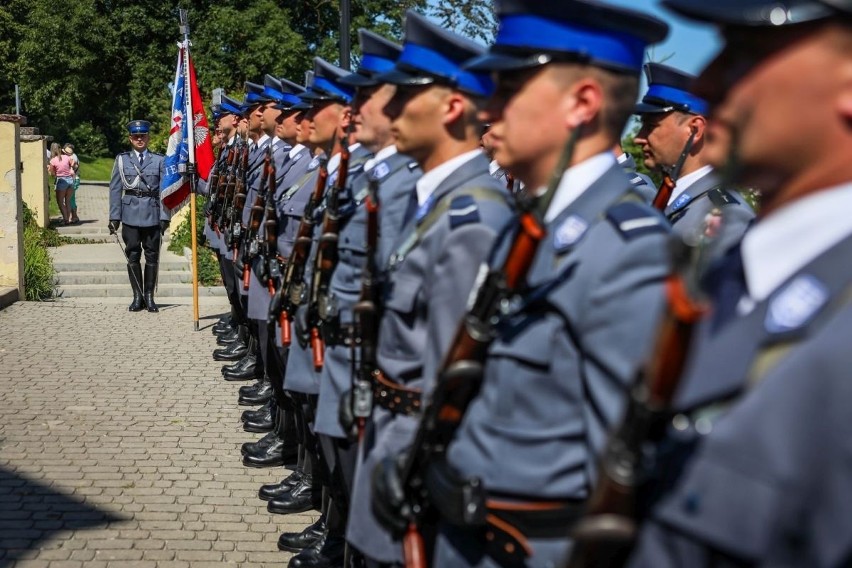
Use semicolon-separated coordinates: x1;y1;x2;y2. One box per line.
328;143;362;176
136;150;147;164
543;152;616;222
668;164;714;206
364;145;398;173
255;134;270;151
415;149;482;206
489;159;501;176
288;144;306;160
741;181;852;306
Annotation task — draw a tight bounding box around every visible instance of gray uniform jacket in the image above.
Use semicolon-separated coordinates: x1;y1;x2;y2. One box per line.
109;151;167;227
200;146;231;253
283;147;372;395
235;138;272;297
314;151;422;439
620;153;656;203
665;170;754;263
629;232;852;568
246;141;292;321
347;152;515;563
432;165;671;568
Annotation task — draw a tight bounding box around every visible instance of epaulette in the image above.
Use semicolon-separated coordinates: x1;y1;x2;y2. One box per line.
629;174;645;186
407;161;419;171
707;187;738;208
606;202;669;240
448;194;480;229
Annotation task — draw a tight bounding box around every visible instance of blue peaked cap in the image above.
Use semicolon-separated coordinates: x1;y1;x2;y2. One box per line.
244;81;273;106
662;0;847;26
339;30;402;88
377;11;493;98
273;78;307;111
466;0;668;74
635;63;709;116
220;95;243;116
127;120;150;134
299;58;355;104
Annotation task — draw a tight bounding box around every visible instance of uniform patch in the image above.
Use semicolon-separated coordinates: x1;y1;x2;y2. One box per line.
606;202;668;240
371;161;391;181
765;274;828;334
291;152;303;162
308;157;321;170
447;195;480;229
553;215;589;252
670;192;692;212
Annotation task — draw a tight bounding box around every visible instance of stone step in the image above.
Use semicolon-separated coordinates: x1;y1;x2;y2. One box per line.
56;270;194;285
53;259;190;272
57;283;227;298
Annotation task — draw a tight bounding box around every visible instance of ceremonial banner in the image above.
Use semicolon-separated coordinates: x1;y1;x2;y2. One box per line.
162;44;214;212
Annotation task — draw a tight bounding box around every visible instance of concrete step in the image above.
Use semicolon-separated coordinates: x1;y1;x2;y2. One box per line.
57;283;227;298
53;259;189;272
56;270;194;286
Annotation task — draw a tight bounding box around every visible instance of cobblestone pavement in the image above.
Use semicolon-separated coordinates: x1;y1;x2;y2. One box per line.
0;299;313;567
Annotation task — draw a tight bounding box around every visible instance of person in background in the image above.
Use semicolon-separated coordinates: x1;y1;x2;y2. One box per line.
64;143;81;224
48;142;75;225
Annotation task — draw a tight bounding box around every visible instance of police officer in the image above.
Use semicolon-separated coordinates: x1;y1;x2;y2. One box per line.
614;143;656;202
370;1;671;566
108;120;168;313
347;11;516;565
633;62;754;259
626;0;852;566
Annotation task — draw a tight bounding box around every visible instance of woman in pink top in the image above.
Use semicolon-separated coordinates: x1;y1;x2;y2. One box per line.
48;142;77;224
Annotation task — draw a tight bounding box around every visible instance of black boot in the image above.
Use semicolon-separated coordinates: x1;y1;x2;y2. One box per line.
222;353;259;381
242;399;275;433
127;263;145;312
259;469;303;501
143;263;159;312
238;380;273;406
239;378;266;398
242;430;280;456
267;474;319;514
278;513;326;552
216;328;240;345
287;530;346;567
213;328;249;361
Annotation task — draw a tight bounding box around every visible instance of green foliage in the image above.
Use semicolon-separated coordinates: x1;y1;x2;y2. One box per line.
77;156;115;182
22;202;58;301
2;0;506;155
622;126;661;186
168;196;221;286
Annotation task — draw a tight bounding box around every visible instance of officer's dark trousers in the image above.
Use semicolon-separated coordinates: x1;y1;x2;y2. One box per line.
220;256;245;324
266;332;298;446
122;224;161;264
319;433;358;537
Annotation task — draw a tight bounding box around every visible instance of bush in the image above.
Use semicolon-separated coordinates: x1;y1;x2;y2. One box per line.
22;202;58;300
68;122;110;158
168;195;221;286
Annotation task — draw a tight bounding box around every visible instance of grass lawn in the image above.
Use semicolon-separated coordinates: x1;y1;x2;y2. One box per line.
77;155;114;181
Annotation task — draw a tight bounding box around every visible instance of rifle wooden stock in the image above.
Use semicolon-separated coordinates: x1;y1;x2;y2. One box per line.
310;327;324;370
565;245;706;568
652;174;675;212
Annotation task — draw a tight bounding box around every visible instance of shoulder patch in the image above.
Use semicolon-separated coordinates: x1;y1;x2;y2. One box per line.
606;202;668;240
448;194;480;229
553;215;589;253
708;188;738;208
371;161;391;181
308;157;321;171
765;274;828;334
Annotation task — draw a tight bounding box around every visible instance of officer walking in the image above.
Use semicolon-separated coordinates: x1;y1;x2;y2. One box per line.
626;0;852;566
108;119;169;313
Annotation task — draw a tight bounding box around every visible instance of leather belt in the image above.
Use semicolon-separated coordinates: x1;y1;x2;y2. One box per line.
372;369;421;416
124;189;159;198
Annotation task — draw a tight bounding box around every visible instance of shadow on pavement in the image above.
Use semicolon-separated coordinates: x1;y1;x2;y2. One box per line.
0;466;126;567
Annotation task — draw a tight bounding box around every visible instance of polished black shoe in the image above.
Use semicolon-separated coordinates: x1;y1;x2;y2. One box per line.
259;470;303;501
223;355;258;381
287;531;345;567
243;438;298;468
242;400;274;432
241;430;279;456
238;381;273;406
278;514;326;553
213;341;248;361
216;328;240;345
268;475;319;514
212;321;234;335
239;378;265;397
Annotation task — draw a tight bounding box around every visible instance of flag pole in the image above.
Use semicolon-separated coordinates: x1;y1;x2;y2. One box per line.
179;9;200;331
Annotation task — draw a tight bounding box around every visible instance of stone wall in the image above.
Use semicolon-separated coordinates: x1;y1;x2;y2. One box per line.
20;127;49;228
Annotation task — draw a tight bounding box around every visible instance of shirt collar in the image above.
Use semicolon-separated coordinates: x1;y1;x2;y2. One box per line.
543;152;616;223
489;159;501;176
415;149;482;206
288;144;306;159
256;134;270;149
364;145;398;172
328;143;362;176
669;164;714;205
742;181;852;303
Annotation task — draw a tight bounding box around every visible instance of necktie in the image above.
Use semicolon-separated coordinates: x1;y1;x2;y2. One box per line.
138;152;144;167
709;244;747;332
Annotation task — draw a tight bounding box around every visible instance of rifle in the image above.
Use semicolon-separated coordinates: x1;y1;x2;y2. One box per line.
651;129;696;211
214;141;239;235
242;144;275;290
307;126;354;371
352;176;381;442
205;146;222;230
564;239;706;568
395;128;581;567
230;138;250;261
278;148;331;348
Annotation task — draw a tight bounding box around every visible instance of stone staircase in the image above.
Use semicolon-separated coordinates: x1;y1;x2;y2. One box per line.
48;183;225;300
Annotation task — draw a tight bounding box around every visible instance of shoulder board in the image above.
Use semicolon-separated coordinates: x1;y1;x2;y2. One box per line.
448;194;480;229
629;175;645;186
606;202;668;240
407;162;419;171
707;187;738;208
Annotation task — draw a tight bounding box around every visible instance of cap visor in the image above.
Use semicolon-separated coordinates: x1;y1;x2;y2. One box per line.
338;72;379;88
634;102;672;114
375;68;436;87
662;0;836;25
464;52;544;73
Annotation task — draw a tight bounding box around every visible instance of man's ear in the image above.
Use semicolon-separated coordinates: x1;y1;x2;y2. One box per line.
688;114;707;144
563;78;603;130
442;90;467;126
